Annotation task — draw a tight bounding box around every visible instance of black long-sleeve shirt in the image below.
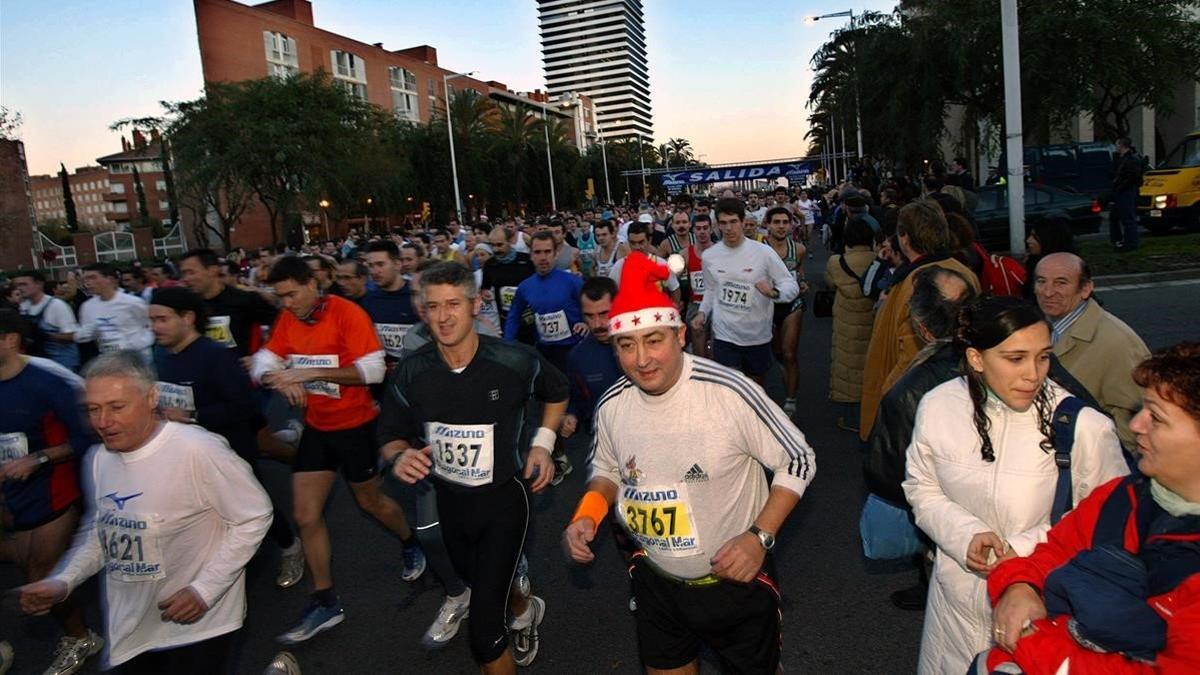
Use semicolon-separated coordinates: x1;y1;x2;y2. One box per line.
153;336;261;460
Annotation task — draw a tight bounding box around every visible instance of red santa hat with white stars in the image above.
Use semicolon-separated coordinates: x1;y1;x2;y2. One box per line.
609;251;686;336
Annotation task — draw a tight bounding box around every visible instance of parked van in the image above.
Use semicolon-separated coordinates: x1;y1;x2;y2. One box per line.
1139;131;1200;233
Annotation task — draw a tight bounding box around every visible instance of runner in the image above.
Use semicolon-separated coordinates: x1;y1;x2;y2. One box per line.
382;261;568;671
481;227;535;343
14;270;81;371
608;222;681;307
360;241;420;366
17;350;273;674
764;207;810;417
562;253;816;673
692;198;800;382
592;221;627;279
683;214;715;358
178;249;278;362
148;288;304;591
559;277;621;443
0;310;102;675
74;262;154;360
503;232;586;374
334;261;369;305
548;220;579;273
655;210;695;259
574;216;597;277
249;256;425;644
177;248;304;584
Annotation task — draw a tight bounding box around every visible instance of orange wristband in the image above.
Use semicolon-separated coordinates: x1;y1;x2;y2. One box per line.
571;490;609;533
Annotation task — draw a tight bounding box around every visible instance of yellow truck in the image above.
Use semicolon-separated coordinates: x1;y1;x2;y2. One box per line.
1139;130;1200;233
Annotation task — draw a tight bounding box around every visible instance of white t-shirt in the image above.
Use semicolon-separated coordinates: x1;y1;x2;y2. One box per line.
75;292;154;357
590;354;815;579
609;253;681;292
698;238;799;346
50;423;273;667
20;295;80;335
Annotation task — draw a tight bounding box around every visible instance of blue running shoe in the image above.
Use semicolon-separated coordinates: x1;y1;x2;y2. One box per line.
402;544;426;582
277;600;344;645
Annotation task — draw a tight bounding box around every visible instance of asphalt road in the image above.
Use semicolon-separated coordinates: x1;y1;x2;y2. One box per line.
3;254;1198;675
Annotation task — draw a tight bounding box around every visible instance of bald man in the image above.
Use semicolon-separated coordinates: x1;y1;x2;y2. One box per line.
1034;252;1149;448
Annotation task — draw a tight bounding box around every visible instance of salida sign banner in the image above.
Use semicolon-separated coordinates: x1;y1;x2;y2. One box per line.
660;161;816;193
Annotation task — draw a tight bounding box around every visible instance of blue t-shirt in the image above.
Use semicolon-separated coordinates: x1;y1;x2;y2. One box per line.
360;286;420;361
503;270;584;347
153;336;260;460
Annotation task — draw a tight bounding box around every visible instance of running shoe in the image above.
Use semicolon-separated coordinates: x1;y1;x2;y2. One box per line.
783;398;797;418
510;595;545;667
550;455;573;486
401;543;426;582
262;651;301;675
421;589;471;649
277;600;344;645
514;554;531;598
276;540;305;589
0;641;12;675
44;629;103;675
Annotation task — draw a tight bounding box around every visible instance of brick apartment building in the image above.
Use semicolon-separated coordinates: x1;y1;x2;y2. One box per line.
31;130;174;233
0;139;39;273
193;0;596;247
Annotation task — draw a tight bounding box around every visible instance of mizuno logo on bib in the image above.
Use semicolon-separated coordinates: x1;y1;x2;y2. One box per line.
375;323;412;358
535;310;570;342
155;382;195;413
0;432;29;462
97;509;166;582
287;354;340;398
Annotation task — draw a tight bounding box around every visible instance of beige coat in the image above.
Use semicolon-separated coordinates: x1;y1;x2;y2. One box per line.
824;246;877;402
1053;298;1150;449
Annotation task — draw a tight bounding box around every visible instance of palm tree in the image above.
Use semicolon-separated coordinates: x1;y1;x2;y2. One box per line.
667;137;695;166
489;103;541;207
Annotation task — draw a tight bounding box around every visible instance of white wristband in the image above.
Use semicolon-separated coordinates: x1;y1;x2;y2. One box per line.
532;426;557;451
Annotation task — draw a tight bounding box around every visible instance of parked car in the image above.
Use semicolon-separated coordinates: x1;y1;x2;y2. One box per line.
1138;130;1200;234
972;184;1102;253
1020;142;1115;199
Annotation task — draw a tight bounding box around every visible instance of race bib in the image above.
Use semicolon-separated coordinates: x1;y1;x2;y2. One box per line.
428;422;495;487
98;327;122;353
375;323;412;359
618;484;700;557
97;509;165;582
718;280;753;312
155;382;195;413
0;432;29;462
535;310;571;342
288;354;341;399
499;286;518;312
689;270;705;293
206;315;237;349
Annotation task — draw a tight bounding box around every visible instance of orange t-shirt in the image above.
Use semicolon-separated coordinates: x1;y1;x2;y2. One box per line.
264;295;382;431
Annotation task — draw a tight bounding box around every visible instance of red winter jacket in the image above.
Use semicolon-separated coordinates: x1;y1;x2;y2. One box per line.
985;477;1200;674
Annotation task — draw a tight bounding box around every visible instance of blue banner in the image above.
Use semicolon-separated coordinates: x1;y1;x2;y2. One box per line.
660;161;816;193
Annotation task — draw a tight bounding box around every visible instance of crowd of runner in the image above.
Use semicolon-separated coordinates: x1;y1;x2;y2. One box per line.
1;166;1197;674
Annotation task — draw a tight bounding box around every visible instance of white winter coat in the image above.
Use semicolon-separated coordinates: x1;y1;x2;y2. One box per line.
902;377;1128;675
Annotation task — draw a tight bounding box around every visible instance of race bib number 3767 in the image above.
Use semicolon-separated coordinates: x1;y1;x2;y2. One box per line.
617;484;700;557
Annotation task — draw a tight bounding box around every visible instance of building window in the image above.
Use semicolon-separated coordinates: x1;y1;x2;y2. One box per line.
112;202;129;214
331;50;367;101
155;180;167;191
389;66;419;122
111;183;125;194
264;31;299;79
159;200;170;210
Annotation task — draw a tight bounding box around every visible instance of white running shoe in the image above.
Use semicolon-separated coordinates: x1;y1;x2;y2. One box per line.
510;595;545;667
421;589;471;649
276;540;305;589
44;630;103;675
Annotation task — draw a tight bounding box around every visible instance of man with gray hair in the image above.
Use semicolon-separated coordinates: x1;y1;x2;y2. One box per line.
18;350;273;673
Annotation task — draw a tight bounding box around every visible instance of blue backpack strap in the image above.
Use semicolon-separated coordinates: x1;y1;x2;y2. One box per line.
1050;397;1088;525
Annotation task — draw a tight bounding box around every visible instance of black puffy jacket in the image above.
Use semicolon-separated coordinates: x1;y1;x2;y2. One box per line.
862;342;1100;506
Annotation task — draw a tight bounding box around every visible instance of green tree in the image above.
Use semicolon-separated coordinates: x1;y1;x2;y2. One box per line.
59;163;80;233
131;166;150;228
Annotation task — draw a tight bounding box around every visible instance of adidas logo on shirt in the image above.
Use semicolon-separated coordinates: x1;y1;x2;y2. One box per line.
682;463;709;484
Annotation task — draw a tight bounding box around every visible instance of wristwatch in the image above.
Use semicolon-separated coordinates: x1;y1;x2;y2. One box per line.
748;525;776;550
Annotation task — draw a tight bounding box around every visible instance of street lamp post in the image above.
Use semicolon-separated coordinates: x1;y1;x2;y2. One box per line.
1000;0;1026;254
318;199;331;240
443;71;476;223
540;99;557;212
806;10;865;161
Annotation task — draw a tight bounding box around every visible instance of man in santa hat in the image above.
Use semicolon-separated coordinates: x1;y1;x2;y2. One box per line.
562;251;816;674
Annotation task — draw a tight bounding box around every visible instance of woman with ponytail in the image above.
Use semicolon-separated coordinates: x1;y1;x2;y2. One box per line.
902;296;1128;674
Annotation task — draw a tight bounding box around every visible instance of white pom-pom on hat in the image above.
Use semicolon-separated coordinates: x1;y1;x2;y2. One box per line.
667;253;685;275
